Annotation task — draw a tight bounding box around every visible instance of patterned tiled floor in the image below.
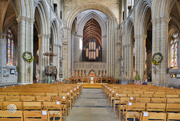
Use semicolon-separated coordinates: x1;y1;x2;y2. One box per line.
64;89;120;121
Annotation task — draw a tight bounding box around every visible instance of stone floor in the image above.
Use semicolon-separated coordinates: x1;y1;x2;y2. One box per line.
64;88;120;121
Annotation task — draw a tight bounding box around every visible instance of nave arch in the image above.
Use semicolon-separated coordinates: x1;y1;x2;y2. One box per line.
63;3;118;79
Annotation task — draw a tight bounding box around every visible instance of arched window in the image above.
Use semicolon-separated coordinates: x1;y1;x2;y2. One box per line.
6;29;14;66
170;33;178;68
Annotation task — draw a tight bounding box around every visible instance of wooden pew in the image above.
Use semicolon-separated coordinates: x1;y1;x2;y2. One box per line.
24;110;48;121
0;110;23;121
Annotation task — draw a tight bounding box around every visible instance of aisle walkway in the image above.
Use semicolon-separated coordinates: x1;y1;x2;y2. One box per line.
64;89;120;121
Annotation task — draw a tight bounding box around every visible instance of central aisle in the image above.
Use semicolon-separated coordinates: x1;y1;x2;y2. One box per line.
64;89;120;121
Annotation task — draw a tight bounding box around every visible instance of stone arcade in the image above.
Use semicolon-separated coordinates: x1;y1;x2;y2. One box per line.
0;0;180;88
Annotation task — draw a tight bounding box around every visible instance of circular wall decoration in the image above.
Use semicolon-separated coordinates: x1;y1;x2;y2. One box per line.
7;104;17;114
151;52;163;65
22;52;34;62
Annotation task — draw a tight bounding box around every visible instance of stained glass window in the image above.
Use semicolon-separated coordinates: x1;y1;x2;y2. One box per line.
7;30;14;66
170;33;178;68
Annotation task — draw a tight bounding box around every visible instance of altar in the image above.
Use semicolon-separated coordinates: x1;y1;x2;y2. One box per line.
89;71;95;84
90;77;94;84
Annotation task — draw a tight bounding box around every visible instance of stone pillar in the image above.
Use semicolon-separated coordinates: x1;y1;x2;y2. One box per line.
124;0;127;19
160;17;169;86
115;28;121;79
107;18;116;78
63;27;72;79
107;19;110;77
119;0;123;23
0;33;6;83
139;35;147;81
151;17;170;86
37;35;43;82
43;34;50;66
124;45;127;79
16;16;34;84
134;36;139;77
129;44;133;80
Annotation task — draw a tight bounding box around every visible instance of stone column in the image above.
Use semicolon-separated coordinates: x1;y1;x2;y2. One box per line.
123;45;127;79
129;43;133;80
124;0;127;19
134;36;139;77
160;17;169;86
139;35;147;81
38;34;43;82
115;29;121;79
107;18;116;78
119;0;123;23
151;17;170;86
16;16;34;84
107;19;110;77
0;33;6;83
63;27;72;79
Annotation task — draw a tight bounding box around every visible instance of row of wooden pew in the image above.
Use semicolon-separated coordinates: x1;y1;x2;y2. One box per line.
66;76;118;84
0;110;63;121
0;84;83;121
102;84;180;121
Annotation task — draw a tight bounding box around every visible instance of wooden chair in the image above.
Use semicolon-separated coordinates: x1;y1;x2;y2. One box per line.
153;94;166;98
141;112;166;121
135;98;151;103
0;110;23;121
7;92;20;96
167;98;180;104
140;94;153;98
144;91;154;94
5;96;20;101
166;104;180;112
46;93;58;97
23;102;42;110
128;94;140;98
151;98;166;103
20;92;33;96
33;92;46;97
43;102;62;111
43;101;64;120
123;102;146;121
146;103;166;112
3;101;22;110
24;110;48;121
49;111;63;121
36;96;52;102
0;102;2;110
0;97;4;101
118;97;133;120
167;113;180;121
21;96;36;102
0;92;7;96
113;93;122;112
166;94;179;98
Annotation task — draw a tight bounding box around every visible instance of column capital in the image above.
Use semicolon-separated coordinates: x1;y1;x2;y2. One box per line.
38;34;50;39
16;16;35;23
38;34;42;39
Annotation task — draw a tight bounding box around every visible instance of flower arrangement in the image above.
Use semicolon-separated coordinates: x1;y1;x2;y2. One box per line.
151;59;159;65
22;52;34;62
151;52;163;65
27;56;34;62
135;73;140;81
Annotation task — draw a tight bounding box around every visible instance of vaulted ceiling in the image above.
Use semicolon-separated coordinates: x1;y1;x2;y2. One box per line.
0;0;17;33
83;18;102;47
